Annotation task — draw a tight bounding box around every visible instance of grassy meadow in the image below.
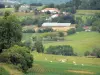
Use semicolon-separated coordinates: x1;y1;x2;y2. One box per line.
1;31;100;75
22;32;100;55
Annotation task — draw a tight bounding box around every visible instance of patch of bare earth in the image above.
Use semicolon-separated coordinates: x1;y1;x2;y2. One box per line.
67;70;94;74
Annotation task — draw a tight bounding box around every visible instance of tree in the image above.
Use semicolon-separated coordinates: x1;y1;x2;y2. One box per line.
46;45;74;56
0;11;22;53
0;45;33;72
92;19;100;32
34;37;44;53
84;51;90;56
0;4;5;8
72;0;81;9
14;4;21;12
91;47;100;58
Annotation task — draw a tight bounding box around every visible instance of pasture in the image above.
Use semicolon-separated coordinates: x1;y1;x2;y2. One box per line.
1;52;100;75
22;32;100;55
24;51;100;75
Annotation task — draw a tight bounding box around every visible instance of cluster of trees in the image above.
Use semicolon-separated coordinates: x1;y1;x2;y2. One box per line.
0;11;33;72
21;16;46;27
46;0;100;14
84;47;100;58
40;32;65;41
92;14;100;33
0;4;5;8
52;14;75;24
46;45;75;56
30;3;43;6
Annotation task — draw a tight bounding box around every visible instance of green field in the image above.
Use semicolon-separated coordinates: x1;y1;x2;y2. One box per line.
22;32;100;55
0;8;14;12
76;10;100;15
1;52;100;75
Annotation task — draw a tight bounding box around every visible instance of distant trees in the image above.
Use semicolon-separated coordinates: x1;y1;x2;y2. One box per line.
0;4;5;8
46;45;75;56
0;11;22;53
52;14;75;24
92;13;100;33
92;20;100;33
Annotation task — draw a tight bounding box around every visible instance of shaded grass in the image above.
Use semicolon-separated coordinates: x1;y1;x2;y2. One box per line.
0;63;23;75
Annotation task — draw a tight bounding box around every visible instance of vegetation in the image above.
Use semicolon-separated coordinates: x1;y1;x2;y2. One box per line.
0;45;33;72
34;37;44;53
0;67;10;75
0;11;22;53
67;28;76;35
46;45;75;56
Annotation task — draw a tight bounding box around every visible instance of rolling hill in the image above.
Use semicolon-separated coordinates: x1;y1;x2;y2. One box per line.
19;0;70;4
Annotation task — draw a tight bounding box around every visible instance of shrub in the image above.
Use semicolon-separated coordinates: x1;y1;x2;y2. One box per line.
67;28;76;35
0;67;10;75
46;45;74;56
22;29;35;33
84;51;90;56
58;31;64;37
91;47;100;58
0;45;33;72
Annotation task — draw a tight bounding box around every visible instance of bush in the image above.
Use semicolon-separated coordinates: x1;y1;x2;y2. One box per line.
67;28;76;35
84;51;90;56
22;29;35;33
58;31;64;37
91;47;100;58
0;45;33;72
46;45;74;56
0;67;10;75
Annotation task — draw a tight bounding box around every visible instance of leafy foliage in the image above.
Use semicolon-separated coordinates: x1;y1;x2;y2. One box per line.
0;45;33;72
46;45;74;56
67;28;76;35
0;11;22;53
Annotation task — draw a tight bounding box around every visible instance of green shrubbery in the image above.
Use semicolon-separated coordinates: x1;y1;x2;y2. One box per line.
46;45;75;56
0;67;10;75
84;47;100;58
0;45;33;72
67;28;76;35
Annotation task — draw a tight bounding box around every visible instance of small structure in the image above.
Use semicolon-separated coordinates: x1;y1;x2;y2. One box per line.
42;23;75;31
83;26;91;32
19;4;30;12
41;8;60;14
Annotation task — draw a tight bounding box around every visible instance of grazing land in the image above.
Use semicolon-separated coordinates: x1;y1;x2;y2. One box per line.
22;32;100;55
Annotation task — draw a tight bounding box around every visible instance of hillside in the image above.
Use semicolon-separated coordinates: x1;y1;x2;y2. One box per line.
22;32;100;55
19;0;70;4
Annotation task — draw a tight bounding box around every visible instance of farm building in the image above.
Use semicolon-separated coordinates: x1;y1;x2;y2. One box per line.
41;8;60;14
19;4;30;12
41;23;75;31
